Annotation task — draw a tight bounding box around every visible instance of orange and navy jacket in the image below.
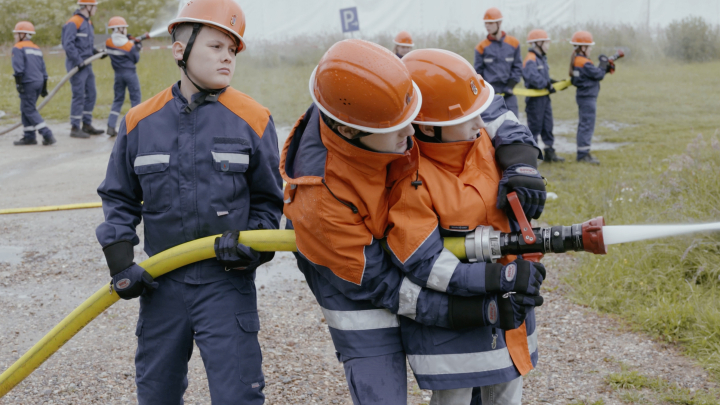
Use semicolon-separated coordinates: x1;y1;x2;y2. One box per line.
523;48;551;90
96;83;283;285
474;31;522;92
12;41;47;83
62;11;94;70
281;104;462;357
105;38;140;71
571;53;606;98
386;97;539;388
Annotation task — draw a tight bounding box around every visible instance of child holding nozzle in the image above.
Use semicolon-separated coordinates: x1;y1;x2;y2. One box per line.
95;0;283;402
386;48;546;405
104;16;142;137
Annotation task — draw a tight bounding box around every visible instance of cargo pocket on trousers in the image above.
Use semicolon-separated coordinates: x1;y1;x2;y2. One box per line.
236;310;264;385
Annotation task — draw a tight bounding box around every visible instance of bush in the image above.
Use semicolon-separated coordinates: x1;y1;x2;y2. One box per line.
665;17;720;62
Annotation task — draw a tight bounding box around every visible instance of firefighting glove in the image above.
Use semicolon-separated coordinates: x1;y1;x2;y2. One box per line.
135;41;143;51
41;80;48;98
498;292;543;330
485;260;546;296
547;81;556;94
598;54;609;72
505;79;518;96
15;75;25;94
448;294;500;329
497;164;546;220
550;78;558;84
102;240;158;300
215;230;275;271
93;47;108;59
76;61;86;71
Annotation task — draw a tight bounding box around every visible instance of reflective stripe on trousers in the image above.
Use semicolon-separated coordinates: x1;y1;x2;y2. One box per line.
321;307;399;331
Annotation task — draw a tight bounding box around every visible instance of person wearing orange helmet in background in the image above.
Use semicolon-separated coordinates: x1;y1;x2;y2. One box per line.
570;30;612;164
523;29;564;163
388;49;545;405
474;7;523;117
11;21;56;146
62;0;107;139
105;16;142;137
282;39;505;404
95;0;283;402
393;30;414;58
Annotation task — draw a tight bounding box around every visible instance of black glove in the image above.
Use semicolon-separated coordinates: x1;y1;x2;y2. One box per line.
93;48;108;59
448;294;500;329
76;61;86;71
504;79;518;96
495;144;546;220
102;240;158;300
215;230;275;270
485;260;546;296
135;41;143;51
598;54;609;72
41;80;48;98
547;81;556;94
15;75;24;94
550;78;558;84
498;292;543;330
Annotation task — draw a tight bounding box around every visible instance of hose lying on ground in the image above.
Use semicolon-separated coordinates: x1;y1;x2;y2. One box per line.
0;52;107;137
0;202;102;215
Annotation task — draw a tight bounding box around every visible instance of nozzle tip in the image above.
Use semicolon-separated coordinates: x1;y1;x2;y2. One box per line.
582;217;607;254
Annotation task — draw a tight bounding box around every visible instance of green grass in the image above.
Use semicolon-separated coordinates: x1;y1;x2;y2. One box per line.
607;368;720;404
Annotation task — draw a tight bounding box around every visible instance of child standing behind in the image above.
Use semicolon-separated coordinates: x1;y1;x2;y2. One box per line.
104;16;142;137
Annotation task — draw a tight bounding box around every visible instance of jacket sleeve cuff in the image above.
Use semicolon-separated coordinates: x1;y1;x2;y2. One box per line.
448;295;496;329
495;144;541;170
102;240;135;276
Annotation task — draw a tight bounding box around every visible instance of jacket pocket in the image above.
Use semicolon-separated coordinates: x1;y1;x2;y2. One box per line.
210;145;251;212
235;310;265;384
134;153;172;213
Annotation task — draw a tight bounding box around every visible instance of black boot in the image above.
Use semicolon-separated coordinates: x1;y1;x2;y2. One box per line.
107;126;117;137
14;137;38;146
543;148;565;163
82;122;105;135
42;135;57;146
70;125;89;139
577;153;600;165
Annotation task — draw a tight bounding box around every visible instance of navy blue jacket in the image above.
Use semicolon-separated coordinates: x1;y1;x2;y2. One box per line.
571;54;606;98
105;38;140;71
12;41;48;83
522;48;551;90
474;32;522;92
62;12;94;70
96;83;284;284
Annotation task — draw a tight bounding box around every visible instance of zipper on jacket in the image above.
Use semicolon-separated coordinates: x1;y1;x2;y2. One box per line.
321;179;358;214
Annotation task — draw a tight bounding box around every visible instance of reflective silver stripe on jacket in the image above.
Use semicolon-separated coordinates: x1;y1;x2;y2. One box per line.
484;111;520;139
407;329;539;375
134;154;170;167
25;49;43;57
76;33;88;37
321;307;399;331
105;49;125;56
426;248;459;292
505;57;515;62
397;277;422;320
211;151;249;165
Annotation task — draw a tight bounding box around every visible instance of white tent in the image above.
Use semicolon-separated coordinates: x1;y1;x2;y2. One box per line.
239;0;720;41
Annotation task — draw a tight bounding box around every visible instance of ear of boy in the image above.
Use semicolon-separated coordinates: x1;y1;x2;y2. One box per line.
337;125;362;139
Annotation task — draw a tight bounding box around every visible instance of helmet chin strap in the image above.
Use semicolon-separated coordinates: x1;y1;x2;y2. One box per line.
175;23;229;112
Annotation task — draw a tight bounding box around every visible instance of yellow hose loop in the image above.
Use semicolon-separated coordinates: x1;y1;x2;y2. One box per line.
0;230;463;397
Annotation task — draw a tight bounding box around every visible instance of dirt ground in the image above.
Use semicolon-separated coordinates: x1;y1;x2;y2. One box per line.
0;121;716;404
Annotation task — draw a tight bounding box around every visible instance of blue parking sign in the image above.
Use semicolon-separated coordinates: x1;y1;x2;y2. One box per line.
339;7;359;33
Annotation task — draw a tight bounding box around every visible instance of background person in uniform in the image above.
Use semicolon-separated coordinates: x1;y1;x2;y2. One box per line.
393;30;414;58
11;21;56;146
104;16;142;137
570;30;611;165
474;7;522;117
522;29;564;162
62;0;105;139
95;0;283;403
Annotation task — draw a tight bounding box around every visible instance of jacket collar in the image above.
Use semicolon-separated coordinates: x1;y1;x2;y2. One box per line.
487;31;506;43
417;136;477;176
172;81;226;106
530;47;545;59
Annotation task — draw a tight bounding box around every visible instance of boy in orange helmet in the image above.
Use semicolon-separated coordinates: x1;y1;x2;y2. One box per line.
95;0;283;402
105;16;142;137
393;30;414;58
11;21;56;146
388;49;546;404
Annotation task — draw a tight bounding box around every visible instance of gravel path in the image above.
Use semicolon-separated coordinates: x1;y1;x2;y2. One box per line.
1;121;717;404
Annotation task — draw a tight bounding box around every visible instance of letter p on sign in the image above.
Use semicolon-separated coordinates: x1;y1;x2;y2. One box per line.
339;7;359;33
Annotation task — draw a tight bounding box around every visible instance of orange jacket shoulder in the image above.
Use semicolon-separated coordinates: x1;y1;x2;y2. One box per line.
523;52;536;67
574;55;592;68
66;15;84;29
476;39;492;54
504;35;520;48
105;38;113;48
125;86;174;133
218;87;271;138
14;41;39;50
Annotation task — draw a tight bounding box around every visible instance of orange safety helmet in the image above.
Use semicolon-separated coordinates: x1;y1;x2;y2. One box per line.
108;16;128;29
77;0;98;4
13;21;36;35
403;49;494;126
570;30;594;46
394;31;414;47
483;7;503;23
168;0;247;52
310;39;422;133
527;29;550;43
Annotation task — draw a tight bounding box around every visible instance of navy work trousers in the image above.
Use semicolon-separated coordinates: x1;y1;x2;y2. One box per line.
68;65;96;127
108;69;141;130
19;80;53;141
135;274;265;404
525;95;554;148
339;352;408;405
576;96;597;159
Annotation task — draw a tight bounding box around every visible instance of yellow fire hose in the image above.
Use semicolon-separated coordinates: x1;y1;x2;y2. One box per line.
0;52;108;137
0;202;102;215
499;79;572;97
0;230;466;397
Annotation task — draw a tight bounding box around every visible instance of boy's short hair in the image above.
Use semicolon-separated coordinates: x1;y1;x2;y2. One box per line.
320;112;370;139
